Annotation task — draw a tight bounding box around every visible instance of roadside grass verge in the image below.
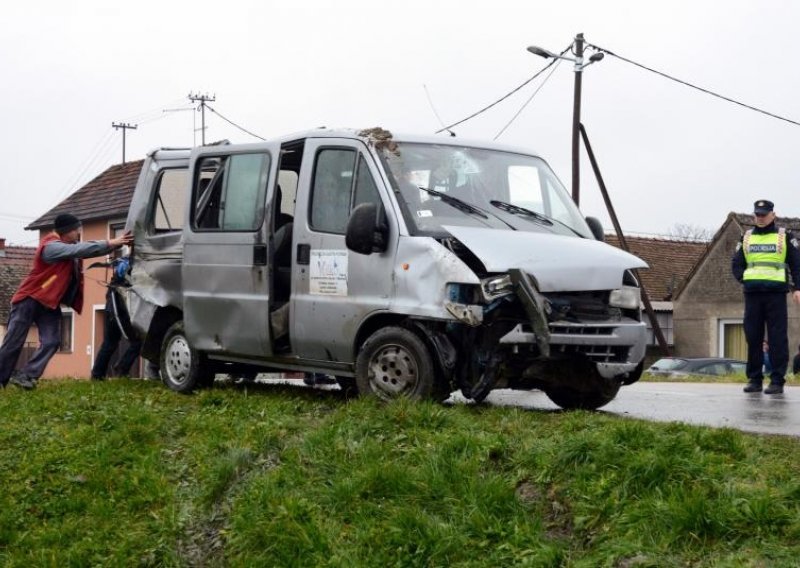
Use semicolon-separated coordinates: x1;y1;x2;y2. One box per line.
1;378;799;566
642;372;800;385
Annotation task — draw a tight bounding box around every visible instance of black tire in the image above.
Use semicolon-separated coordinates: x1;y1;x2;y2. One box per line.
544;377;622;410
335;376;358;398
355;326;437;401
159;321;213;393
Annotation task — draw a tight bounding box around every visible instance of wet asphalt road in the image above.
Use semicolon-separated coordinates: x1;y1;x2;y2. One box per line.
264;376;799;437
467;382;800;437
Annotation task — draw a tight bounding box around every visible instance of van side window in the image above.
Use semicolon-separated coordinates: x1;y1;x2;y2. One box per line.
152;169;189;233
353;156;381;209
310;149;381;234
193;153;270;231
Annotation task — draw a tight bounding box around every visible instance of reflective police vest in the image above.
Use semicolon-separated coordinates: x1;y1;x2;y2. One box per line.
742;228;788;283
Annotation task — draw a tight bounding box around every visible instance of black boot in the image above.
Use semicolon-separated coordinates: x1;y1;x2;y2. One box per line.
743;380;762;393
764;383;784;395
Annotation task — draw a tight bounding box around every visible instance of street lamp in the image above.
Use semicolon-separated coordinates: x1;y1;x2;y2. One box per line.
526;46;604;68
527;33;603;206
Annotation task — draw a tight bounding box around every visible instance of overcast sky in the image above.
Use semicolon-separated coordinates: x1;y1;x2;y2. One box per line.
2;0;798;246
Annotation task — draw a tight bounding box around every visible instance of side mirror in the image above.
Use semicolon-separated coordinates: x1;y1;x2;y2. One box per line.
585;216;605;241
346;203;388;255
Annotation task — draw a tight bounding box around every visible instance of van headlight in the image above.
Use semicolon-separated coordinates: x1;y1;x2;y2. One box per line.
480;274;513;301
609;285;641;310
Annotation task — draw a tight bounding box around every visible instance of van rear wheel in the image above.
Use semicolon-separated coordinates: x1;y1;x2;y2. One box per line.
356;327;437;401
160;321;213;393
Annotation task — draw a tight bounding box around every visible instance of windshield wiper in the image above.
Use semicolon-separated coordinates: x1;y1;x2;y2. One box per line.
489;199;585;237
417;186;488;219
489;200;552;225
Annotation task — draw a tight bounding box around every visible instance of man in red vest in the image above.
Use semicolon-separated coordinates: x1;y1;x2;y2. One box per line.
0;213;133;390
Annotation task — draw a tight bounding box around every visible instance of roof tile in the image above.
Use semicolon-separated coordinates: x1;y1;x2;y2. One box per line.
0;246;34;323
26;160;144;230
605;235;707;301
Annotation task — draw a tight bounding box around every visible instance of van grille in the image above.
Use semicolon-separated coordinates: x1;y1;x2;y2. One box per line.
549;343;629;363
549;324;614;336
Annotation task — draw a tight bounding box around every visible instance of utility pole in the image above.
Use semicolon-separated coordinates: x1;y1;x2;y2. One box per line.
188;92;216;145
111;122;137;163
528;33;603;207
571;33;584;207
580;123;671;356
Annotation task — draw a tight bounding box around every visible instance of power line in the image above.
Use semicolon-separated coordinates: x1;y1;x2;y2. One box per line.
51;128;117;204
0;211;36;221
205;104;265;141
588;43;800;128
494;58;563;140
435;44;572;134
423;84;453;135
123;97;187;124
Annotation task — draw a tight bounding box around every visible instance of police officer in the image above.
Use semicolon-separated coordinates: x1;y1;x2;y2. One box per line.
732;199;800;394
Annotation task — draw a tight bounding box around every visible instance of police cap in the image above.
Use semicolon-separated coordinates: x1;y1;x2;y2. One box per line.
753;199;774;215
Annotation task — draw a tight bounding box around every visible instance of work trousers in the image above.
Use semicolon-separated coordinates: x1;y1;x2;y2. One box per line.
91;303;141;379
743;291;788;384
0;297;62;386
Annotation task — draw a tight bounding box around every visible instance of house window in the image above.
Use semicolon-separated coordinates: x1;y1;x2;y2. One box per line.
60;309;74;353
109;222;127;259
719;319;746;359
645;312;674;346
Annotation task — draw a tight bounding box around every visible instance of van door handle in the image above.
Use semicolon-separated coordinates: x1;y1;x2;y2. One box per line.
297;243;310;265
253;244;267;266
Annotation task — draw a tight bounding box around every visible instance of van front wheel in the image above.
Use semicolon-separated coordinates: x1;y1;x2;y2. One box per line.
544;376;622;410
160;321;213;394
356;327;436;401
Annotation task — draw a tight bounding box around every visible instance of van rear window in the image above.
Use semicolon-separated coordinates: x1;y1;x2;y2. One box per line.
153;169;189;233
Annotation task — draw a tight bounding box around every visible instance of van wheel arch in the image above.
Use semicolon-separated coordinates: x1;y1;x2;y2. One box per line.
355;323;450;402
142;307;182;363
354;316;453;397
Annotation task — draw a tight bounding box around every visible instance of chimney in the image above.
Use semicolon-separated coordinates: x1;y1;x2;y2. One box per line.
0;238;5;257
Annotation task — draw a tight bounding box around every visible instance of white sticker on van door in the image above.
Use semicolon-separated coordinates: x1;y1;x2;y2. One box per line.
310;250;348;296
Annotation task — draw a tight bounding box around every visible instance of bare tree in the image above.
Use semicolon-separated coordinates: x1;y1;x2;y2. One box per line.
667;223;713;241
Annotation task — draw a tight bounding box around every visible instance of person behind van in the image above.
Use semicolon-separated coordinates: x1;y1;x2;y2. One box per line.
91;256;142;380
0;214;133;390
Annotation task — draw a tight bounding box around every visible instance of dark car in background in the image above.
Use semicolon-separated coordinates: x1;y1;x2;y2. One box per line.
645;357;746;378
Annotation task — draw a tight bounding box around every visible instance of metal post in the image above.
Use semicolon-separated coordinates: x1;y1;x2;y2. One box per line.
112;122;138;163
571;33;584;206
579;123;671;356
188;92;216;146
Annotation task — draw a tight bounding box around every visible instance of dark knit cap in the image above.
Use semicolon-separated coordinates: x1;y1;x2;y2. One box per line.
54;213;81;234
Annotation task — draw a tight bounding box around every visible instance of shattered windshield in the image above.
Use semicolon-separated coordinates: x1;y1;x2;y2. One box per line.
379;142;593;238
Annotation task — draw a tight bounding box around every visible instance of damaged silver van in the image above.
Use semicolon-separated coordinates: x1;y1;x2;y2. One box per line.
123;127;648;409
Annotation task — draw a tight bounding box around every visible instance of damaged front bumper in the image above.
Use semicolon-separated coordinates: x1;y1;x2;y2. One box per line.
500;319;647;376
502;267;647;376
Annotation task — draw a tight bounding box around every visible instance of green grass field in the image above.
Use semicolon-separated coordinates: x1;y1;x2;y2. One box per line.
1;378;799;567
